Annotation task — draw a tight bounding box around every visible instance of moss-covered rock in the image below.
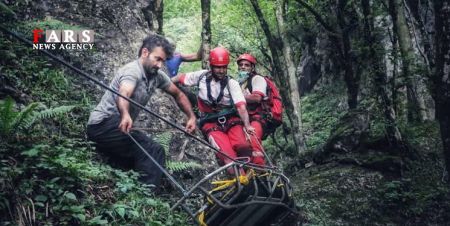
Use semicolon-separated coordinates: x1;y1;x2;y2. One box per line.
313;110;369;164
293;163;386;225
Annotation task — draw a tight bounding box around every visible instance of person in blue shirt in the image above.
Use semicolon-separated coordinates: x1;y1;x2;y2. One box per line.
164;38;203;77
164;38;203;108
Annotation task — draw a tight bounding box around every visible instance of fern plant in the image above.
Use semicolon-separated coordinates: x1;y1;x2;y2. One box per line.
154;132;203;173
167;160;202;173
0;96;75;140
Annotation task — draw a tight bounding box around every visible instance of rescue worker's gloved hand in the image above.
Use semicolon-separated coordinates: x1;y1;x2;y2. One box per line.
237;71;250;84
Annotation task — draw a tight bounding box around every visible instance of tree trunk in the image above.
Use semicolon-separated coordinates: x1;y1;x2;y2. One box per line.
200;0;211;69
361;0;403;148
142;0;163;34
404;0;435;72
433;1;450;179
336;0;359;109
389;0;427;122
249;0;306;153
388;21;400;117
275;0;306;153
295;0;359;109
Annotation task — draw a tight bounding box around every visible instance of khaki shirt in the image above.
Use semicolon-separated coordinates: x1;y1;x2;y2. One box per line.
88;59;171;125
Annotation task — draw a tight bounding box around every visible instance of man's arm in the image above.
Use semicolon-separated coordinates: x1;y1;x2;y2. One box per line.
180;53;201;62
164;83;197;133
116;83;135;133
236;104;255;134
245;76;266;104
171;73;185;83
180;45;202;62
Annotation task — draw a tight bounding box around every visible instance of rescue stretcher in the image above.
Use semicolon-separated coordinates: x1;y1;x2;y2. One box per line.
1;26;300;226
178;162;299;226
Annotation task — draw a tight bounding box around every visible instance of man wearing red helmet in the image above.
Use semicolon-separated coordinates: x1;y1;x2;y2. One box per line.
172;47;256;173
236;53;268;166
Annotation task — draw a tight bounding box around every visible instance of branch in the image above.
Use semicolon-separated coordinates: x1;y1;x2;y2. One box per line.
249;0;280;49
294;0;339;36
200;0;211;69
403;0;431;72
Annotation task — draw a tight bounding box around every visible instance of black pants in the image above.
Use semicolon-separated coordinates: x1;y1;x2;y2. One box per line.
87;115;165;186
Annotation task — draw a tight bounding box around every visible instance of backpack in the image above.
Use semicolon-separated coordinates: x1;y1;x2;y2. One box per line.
247;75;283;132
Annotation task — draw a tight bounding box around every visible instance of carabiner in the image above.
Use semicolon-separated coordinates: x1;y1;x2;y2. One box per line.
218;116;226;128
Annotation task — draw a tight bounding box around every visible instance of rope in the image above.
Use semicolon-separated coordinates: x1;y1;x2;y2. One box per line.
127;133;186;194
243;129;274;168
250;133;275;167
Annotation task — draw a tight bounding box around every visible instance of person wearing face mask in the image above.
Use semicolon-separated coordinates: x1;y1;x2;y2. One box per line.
236;53;269;166
172;47;256;174
87;34;197;187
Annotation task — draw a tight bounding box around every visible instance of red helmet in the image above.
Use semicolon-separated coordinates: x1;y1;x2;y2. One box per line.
209;47;230;66
237;53;257;65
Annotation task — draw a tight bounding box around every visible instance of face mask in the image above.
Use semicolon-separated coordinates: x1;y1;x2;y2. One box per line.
237;71;250;84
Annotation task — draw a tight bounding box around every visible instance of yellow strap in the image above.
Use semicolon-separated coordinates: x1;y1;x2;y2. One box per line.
258;172;270;177
198;211;208;226
211;179;237;192
239;175;249;185
210;174;251;192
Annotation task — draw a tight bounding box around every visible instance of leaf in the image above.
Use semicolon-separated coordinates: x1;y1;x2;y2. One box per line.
35;195;48;202
88;216;108;225
129;210;139;218
64;192;77;201
50;177;61;183
147;198;158;206
21;147;40;157
73;213;86;222
116;207;125;218
166;160;202;172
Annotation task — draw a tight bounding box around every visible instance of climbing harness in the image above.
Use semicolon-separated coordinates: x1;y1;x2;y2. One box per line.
0;25;299;225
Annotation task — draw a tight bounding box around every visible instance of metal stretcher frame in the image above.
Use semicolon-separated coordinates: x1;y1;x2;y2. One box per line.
167;160;298;226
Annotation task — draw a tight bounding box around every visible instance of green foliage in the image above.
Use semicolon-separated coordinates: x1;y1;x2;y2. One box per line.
0;139;189;225
1;21;95;138
301;82;347;150
154;132;172;152
0;96;75;140
27;18;82;31
374;177;450;224
167;160;202;173
294;165;386;225
163;0;200;20
401;121;442;151
0;2;16;19
163;3;202;74
154;132;203;173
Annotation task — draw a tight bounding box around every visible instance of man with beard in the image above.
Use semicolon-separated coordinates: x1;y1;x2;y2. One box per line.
172;47;255;175
87;35;196;187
